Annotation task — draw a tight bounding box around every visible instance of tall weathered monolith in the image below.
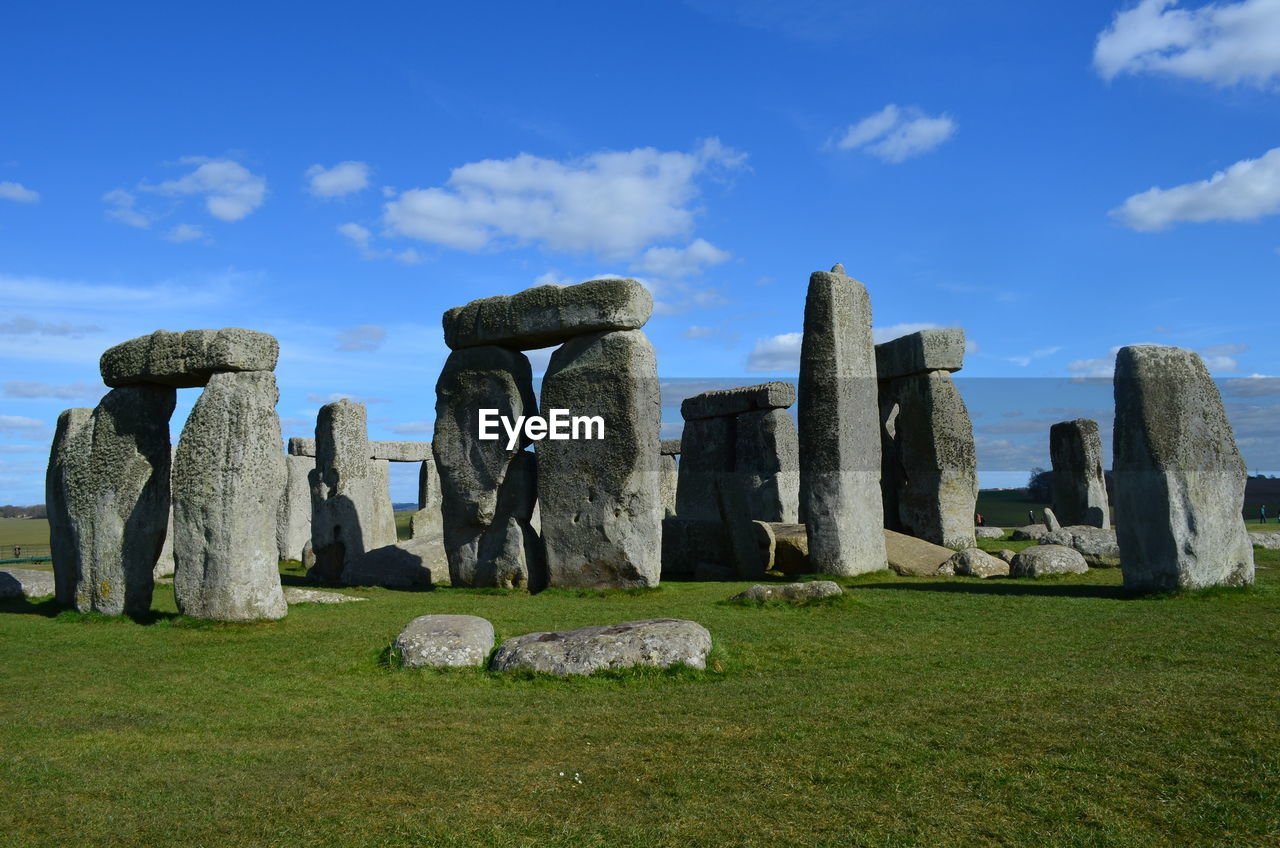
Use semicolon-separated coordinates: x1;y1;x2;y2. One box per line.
1112;345;1254;591
1050;419;1110;529
47;407;94;606
798;265;886;575
276;454;314;561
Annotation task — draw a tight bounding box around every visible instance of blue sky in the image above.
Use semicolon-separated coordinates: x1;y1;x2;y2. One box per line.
2;0;1279;504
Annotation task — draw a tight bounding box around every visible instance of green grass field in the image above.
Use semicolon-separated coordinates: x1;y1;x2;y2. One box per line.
2;542;1278;846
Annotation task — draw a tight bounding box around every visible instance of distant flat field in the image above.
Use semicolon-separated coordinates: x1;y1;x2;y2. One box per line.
0;518;49;549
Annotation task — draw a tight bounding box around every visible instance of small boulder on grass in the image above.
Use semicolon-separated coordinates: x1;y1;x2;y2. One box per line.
395;614;494;668
975;527;1005;539
1250;532;1280;551
939;548;1009;579
489;619;711;676
730;581;842;602
1010;544;1088;578
1011;524;1048;541
0;568;55;599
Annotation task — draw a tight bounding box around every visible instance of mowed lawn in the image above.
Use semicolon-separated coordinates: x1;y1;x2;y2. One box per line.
1;544;1278;847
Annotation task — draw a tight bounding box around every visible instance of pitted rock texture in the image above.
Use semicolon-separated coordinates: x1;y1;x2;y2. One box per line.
283;588;366;604
100;328;278;388
659;438;682;456
172;371;287;622
735;408;800;523
444;278;653;350
46;407;93;606
277;454;314;561
676;415;734;520
396;614;494;668
1010;545;1089;578
1050;419;1111;529
288;437;317;457
1252;533;1280;551
659;453;678;519
489;618;711;676
680;382;795;421
939;548;1009;579
0;568;56;599
369;441;433;462
884;528;954;577
1043;508;1062;532
798;267;886;576
1011;524;1049;541
1040;526;1121;568
539;329;661;589
1113;345;1254;592
729;580;842;602
975;527;1005;539
341;536;446;588
875;328;966;380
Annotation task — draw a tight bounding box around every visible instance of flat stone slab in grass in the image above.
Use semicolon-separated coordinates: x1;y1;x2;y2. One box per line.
1251;532;1280;551
100;328;279;388
1010;544;1089;578
884;529;955;577
490;618;712;676
0;568;55;599
1041;526;1121;568
975;527;1005;539
939;548;1009;579
283;588;367;605
680;381;795;420
395;614;495;668
730;581;842;602
1011;524;1049;541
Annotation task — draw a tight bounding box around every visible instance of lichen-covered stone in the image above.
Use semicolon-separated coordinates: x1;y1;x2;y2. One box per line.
490;618;711;676
0;568;56;599
875;328;965;380
1113;345;1254;592
283;588;366;604
1010;544;1089;578
288;437;316;457
368;440;432;462
735;408;799;523
444;278;653;350
1041;526;1121;568
46;407;93;606
173;371;287;621
799;267;886;575
675;415;733;520
100;328;278;388
975;527;1004;539
729;580;841;602
680;382;795;421
539;329;661;588
396;614;494;668
276;454;313;562
659;453;678;518
659;438;682;456
1050;419;1111;529
940;547;1009;578
341;536;445;588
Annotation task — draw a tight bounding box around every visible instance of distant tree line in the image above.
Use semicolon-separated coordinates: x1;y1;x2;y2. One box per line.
0;505;47;519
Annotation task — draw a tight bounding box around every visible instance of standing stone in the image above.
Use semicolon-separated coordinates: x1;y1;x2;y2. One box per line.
1113;345;1254;591
735;408;799;523
276;454;314;561
52;387;175;615
46;407;94;608
1050;419;1110;529
539;329;662;588
1043;507;1061;532
798;266;886;575
659;453;679;518
154;497;176;579
675;416;734;519
173;371;287;621
433;346;543;589
308;400;397;583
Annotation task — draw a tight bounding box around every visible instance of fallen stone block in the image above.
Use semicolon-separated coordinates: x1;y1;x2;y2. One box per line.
884;528;954;577
490;618;712;676
1010;545;1089;578
729;580;841;602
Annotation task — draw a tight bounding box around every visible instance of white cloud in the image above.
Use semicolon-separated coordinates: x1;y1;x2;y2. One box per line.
1094;0;1280;86
336;324;386;352
1113;146;1280;230
165;223;207;243
144;157;267;221
0;181;39;203
338;222;373;247
0;414;49;439
0;316;100;337
1201;354;1239;372
745;332;803;372
633;238;731;278
682;325;719;339
306;161;371;198
872;322;941;344
834;104;956;163
1007;346;1063;367
1064;342;1236;379
103;189;151;228
383;138;746;257
394;248;424;265
3;381;102;400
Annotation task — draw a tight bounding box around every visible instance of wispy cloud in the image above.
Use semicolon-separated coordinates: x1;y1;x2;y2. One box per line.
1112;146;1280;230
833;105;956;163
386;420;433;435
745;332;802;372
0;315;101;337
306;161;371;198
336;324;387;352
0;414;50;439
165;223;208;244
1007;346;1062;367
633;238;731;278
142;157;267;221
3;381;103;400
0;181;39;203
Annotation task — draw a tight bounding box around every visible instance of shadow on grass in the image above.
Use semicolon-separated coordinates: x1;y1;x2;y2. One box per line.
0;596;183;623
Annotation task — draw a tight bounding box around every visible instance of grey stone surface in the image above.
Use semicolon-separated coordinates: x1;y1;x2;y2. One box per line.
884;528;954;577
539;329;661;588
798;267;886;576
418;457;442;511
1010;544;1089;578
659;453;678;519
996;549;1017;564
154;458;176;579
100;328;278;388
283;587;366;604
879;370;977;549
659;438;682;456
735;408;800;523
975;527;1004;539
939;547;1009;579
490;618;711;675
277;454;314;562
0;568;56;599
288;437;317;456
730;580;842;602
396;614;495;668
341;536;446;588
875;328;966;381
680;382;795;421
1041;526;1121;568
308;400;398;583
434;346;543;589
173;371;287;622
53;387;174;615
1011;524;1049;541
369;440;433;462
1050;419;1111;529
660;517;731;581
769;523;810;575
1113;345;1254;592
1043;507;1062;532
444;277;653;350
1252;532;1280;551
675;415;734;520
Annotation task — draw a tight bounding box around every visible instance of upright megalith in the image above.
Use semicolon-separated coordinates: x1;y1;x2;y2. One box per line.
1113;345;1254;592
539;329;662;588
798;265;886;575
277;453;314;561
659;438;680;519
877;331;977;550
1050;419;1110;529
434;346;543;589
51;387;175;615
308;400;397;583
173;371;287;621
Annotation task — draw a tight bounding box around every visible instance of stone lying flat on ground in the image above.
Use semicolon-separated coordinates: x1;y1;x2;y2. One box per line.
680;382;795;420
444;278;653;350
874;328;966;380
1011;524;1048;541
883;529;955;577
1040;526;1121;568
1010;544;1089;577
659;438;682;456
0;568;56;599
975;527;1004;539
1252;532;1280;551
938;548;1009;579
100;328;279;388
729;580;842;602
340;537;446;588
283;587;366;604
396;614;494;668
490;618;712;676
